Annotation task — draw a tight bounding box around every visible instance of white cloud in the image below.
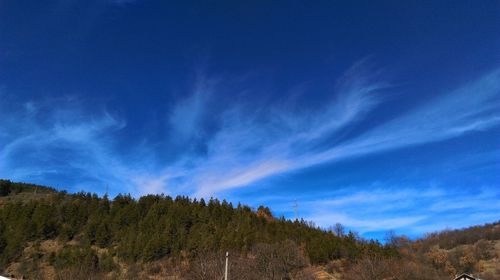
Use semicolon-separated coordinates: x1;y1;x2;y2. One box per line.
1;65;499;203
265;185;500;234
169;78;212;142
0;99;136;195
313;213;426;233
315;69;500;161
176;67;500;197
132;174;171;196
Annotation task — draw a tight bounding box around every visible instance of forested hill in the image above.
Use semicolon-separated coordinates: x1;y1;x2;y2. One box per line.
0;180;394;279
0;180;56;196
1;180;499;280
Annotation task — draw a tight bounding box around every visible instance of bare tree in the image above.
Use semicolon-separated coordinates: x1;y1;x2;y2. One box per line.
333;223;345;237
187;250;225;280
252;240;307;280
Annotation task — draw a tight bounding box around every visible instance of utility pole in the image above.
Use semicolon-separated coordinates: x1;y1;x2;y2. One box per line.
293;200;298;220
224;251;229;280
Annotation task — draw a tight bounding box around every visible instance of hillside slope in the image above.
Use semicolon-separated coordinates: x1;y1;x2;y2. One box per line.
0;180;498;279
0;180;394;279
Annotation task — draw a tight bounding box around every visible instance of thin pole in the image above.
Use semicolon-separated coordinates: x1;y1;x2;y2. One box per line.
224;251;229;280
293;200;298;220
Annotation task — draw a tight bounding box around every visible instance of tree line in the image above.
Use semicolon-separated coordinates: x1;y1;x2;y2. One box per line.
0;180;396;279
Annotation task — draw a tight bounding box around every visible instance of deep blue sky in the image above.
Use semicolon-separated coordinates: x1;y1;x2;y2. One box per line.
1;0;499;239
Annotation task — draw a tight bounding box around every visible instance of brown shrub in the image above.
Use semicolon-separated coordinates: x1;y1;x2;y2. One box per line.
343;256;448;280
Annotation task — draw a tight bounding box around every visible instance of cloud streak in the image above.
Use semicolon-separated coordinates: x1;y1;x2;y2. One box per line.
256;184;500;236
313;69;500;162
170;67;500;197
0;97;139;195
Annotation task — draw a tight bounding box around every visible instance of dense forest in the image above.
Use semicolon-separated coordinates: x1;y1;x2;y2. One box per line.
0;180;499;279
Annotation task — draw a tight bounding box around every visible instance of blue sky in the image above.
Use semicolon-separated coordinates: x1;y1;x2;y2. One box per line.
0;0;499;239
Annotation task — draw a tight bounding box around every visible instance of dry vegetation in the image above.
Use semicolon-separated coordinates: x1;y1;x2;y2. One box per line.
329;224;500;280
1;180;499;279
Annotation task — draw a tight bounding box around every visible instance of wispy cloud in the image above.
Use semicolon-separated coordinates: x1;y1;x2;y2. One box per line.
1;64;499;202
169;76;214;143
174;65;387;196
263;184;500;236
0;97;137;195
312;69;500;162
169;66;500;197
